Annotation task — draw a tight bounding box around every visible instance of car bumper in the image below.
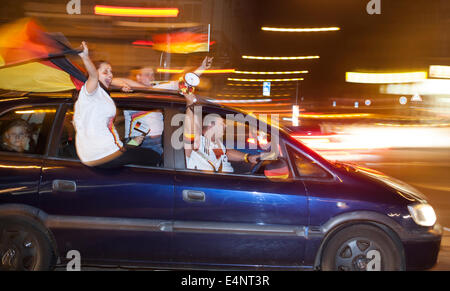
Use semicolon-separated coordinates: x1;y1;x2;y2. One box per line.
401;223;442;270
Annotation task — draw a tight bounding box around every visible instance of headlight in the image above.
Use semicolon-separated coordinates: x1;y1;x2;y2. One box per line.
407;204;437;227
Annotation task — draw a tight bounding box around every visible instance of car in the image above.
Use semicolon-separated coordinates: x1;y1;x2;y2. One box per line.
0;89;442;271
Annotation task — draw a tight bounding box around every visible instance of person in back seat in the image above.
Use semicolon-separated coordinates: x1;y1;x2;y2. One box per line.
1;119;35;153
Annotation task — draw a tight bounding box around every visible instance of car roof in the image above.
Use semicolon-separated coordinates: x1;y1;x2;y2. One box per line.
0;89;291;136
0;89;223;109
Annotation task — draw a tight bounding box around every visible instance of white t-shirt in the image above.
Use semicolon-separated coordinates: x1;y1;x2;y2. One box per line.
124;110;163;138
73;83;123;163
186;136;233;172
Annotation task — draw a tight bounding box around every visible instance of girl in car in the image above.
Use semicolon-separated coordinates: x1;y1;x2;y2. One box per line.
73;41;161;168
1;119;35;153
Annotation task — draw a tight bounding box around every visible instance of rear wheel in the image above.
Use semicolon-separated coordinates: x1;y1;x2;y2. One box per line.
0;217;56;271
321;224;403;271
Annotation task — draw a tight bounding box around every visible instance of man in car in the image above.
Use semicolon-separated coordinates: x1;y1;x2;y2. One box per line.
116;57;213;155
183;92;261;172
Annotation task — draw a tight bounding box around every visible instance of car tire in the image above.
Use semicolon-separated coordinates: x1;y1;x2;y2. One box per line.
321;224;403;271
0;216;56;271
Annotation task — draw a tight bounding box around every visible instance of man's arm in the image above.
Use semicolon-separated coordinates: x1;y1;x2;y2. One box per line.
111;77;147;89
194;56;213;76
227;149;260;164
183;93;201;158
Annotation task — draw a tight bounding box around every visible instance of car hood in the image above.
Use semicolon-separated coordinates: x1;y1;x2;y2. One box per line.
335;162;428;203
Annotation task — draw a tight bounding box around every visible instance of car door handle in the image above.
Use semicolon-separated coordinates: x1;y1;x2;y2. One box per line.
182;190;205;202
52;180;77;192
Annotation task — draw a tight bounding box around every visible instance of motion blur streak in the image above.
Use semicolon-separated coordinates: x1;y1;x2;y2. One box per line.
94;6;179;17
242;55;320;60
235;70;308;75
261;26;340;32
346;71;428;84
228;77;304;82
294;126;450;152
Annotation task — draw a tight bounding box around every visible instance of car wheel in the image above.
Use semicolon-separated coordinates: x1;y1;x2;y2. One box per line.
321;224;403;271
0;216;56;271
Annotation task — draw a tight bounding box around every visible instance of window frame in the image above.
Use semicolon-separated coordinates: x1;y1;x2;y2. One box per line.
0;103;62;159
47;100;176;171
285;142;338;182
172;104;294;181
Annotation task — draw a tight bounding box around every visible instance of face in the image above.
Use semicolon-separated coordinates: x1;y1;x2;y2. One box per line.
97;63;113;88
204;117;225;142
136;68;155;87
5;125;29;152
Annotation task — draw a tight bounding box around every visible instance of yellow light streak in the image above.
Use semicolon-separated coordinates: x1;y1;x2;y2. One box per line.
235;70;308;75
94;5;179;17
228;78;304;82
242;55;320;60
262;26;340;32
15;109;57;114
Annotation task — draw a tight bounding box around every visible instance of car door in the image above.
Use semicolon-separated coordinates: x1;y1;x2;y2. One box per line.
170;107;309;268
38;101;175;266
0;103;58;207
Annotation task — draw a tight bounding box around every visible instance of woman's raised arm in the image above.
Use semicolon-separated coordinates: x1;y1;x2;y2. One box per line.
78;41;98;94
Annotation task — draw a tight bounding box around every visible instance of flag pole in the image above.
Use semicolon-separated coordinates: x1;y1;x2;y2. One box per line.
207;24;211;52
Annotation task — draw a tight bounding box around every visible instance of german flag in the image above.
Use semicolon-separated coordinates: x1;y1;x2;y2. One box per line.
152;25;209;54
264;158;290;181
0;18;86;92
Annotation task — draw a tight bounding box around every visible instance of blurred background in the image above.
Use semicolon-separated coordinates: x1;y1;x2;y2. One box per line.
0;0;449;269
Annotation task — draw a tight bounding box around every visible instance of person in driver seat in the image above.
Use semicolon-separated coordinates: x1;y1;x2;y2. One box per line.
183;92;261;172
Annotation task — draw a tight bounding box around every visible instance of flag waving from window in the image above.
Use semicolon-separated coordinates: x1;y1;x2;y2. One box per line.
0;18;86;92
152;25;210;54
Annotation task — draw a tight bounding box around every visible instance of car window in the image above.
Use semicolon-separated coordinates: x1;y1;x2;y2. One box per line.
287;145;331;179
182;109;280;175
0;106;57;155
57;105;165;168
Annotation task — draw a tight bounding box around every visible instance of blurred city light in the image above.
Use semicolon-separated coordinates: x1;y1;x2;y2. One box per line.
234;70;308;75
94;5;179;17
209;99;273;103
132;40;154;46
294;126;450;152
346;71;428;84
292;105;300;126
261;26;340;32
228;77;304;82
242;55;320;60
429;65;450;79
157;68;235;74
380;79;450;95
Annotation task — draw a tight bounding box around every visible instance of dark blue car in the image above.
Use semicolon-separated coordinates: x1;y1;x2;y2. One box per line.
0;90;442;271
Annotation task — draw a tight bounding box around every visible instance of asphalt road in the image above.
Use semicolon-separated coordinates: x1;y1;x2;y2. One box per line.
351;148;450;271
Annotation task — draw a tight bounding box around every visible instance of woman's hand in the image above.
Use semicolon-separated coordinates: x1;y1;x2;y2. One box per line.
132;135;145;146
78;41;89;59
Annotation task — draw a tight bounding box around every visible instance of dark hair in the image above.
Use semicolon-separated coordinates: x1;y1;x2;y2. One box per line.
93;60;110;69
4;119;32;135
